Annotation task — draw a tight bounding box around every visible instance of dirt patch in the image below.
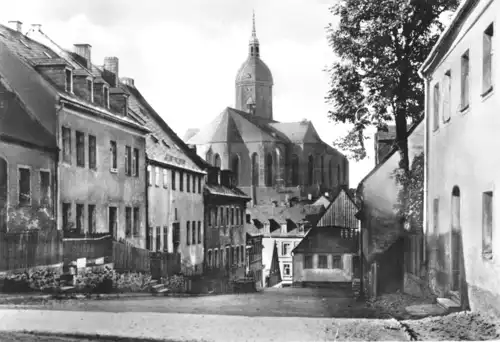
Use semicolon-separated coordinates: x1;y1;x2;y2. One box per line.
403;311;500;341
365;290;436;319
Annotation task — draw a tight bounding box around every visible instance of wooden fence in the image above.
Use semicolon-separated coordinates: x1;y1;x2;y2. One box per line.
0;230;63;271
150;252;181;279
112;240;150;273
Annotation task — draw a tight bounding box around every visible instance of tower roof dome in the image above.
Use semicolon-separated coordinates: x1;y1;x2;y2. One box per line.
235;11;273;85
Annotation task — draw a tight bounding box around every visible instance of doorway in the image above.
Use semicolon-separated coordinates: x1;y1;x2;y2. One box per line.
450;186;462;299
0;157;7;232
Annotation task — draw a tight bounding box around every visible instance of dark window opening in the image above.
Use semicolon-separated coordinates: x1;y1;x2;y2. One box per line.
89;135;96;169
18;168;30;206
76;131;85;167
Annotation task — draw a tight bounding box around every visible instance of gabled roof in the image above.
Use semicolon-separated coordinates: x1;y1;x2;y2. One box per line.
186;107;287;144
293;227;358;254
268;120;322;144
316;187;359;230
124;84;205;173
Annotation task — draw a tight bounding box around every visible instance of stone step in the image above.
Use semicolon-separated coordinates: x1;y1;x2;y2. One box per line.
437;297;461;313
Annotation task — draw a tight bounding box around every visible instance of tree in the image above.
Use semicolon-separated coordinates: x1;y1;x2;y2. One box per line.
325;0;458;221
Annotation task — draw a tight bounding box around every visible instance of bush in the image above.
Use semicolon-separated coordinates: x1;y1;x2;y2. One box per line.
163;274;186;293
114;272;152;293
1;268;61;293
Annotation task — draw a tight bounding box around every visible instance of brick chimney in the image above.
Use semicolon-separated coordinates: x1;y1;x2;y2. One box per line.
8;21;22;33
120;77;134;87
103;56;119;87
73;44;92;68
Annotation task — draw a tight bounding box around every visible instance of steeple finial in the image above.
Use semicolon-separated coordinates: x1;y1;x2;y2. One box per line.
249;10;260;57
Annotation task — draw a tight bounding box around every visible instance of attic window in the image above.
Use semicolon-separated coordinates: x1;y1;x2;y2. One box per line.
103;86;109;108
162;140;170;148
43;51;51;58
65;69;73;93
20;40;31;49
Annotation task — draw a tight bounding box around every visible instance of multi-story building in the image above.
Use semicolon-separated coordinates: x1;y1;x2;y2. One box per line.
247;203;325;286
245;223;264;289
419;0;500;318
204;168;250;280
0;23;149;248
122;78;206;274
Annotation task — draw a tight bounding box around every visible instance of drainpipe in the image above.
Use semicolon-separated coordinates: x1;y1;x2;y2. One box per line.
55;102;65;232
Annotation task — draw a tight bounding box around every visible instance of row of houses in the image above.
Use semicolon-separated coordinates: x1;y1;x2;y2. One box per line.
357;0;499;319
0;21;262;286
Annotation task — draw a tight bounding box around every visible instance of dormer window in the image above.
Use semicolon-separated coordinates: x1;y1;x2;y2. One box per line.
65;69;73;93
103;86;109;108
87;79;93;103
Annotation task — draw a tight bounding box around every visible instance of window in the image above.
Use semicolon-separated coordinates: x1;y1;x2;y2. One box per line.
63;203;71;230
76;131;85;167
89;135;96;169
132;148;139;177
125;207;132;237
265;153;273;186
108;206;117;237
147;166;152;186
103;86;109;108
110;141;117;172
213;154;221;168
87;79;93;102
186;221;190;245
192;175;196;193
173;222;180;250
236;208;239;225
125;146;131;176
88;204;96;234
308;155;314;185
65;69;73;93
133;207;140;236
198;176;202;193
281;242;290;256
179;172;184;191
18;167;31;206
236;246;240;265
461;51;470;110
226;207;229;227
171;171;176;190
246;213;251;224
443;71;451;122
231;208;234;225
433;83;440;131
76;204;84;233
207;207;212;227
163;169;168;188
163;226;168;251
155;167;160;187
318;255;328;269
231;155;239;185
214;249;219;267
220;207;224;226
241;245;245;263
283;263;291;277
207;250;212;267
251;153;259;186
197;221;201;244
215;207;219;226
332;255;342;269
186;174;190;192
192;220;196;245
62;126;71;164
483;24;494;94
156;226;161;252
40;171;51;207
482;191;493;258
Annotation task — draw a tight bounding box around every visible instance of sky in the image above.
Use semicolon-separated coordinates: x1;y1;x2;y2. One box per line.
1;0;376;186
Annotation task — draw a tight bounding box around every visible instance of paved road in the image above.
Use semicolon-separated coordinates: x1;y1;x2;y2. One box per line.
0;287;382;319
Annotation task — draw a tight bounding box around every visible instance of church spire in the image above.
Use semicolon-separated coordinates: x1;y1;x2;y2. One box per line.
249;10;260;57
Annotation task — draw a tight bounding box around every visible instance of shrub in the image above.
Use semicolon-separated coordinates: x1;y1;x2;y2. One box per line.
74;265;115;294
114;272;152;293
1;267;61;293
163;274;186;293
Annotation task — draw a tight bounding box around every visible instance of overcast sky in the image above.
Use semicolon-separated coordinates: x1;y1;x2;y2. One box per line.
1;0;376;186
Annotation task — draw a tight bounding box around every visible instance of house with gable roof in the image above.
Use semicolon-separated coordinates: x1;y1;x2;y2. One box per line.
292;187;359;287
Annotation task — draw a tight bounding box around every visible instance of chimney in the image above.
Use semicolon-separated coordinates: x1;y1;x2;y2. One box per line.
188;144;197;154
103;56;119;87
120;77;135;87
73;44;92;68
8;21;22;33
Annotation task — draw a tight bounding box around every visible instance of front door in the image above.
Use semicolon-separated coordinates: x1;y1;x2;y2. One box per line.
0;157;7;232
450;186;462;299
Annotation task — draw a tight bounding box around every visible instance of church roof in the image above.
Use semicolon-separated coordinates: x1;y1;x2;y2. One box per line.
186;107;287;144
269;121;322;144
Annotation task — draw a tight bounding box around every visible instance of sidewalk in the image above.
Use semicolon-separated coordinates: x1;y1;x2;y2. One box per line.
0;309;409;341
0;292;154;303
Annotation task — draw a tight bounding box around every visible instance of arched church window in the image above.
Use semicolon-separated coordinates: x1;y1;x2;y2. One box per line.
308;155;314;186
214;154;221;168
265;153;273;186
231;154;240;185
329;160;334;187
251;153;259;186
205;151;212;165
320;155;325;184
291;154;299;186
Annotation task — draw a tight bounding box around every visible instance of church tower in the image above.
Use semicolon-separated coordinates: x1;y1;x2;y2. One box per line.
235;12;274;120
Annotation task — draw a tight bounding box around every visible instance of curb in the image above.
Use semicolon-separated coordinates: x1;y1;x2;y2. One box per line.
14;330;182;342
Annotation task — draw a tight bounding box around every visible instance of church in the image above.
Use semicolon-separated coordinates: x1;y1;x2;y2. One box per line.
184;14;349;205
